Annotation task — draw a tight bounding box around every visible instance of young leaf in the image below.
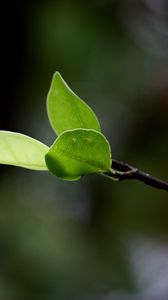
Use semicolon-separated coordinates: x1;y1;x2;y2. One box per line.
0;131;49;170
47;72;101;135
45;129;112;181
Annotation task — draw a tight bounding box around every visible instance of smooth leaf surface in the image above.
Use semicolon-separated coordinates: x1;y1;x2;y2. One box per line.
45;129;112;180
0;131;49;170
47;72;101;135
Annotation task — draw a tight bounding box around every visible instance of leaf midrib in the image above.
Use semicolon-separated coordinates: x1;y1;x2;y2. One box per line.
55;147;109;172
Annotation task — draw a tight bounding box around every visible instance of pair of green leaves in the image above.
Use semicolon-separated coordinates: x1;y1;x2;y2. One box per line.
0;73;112;181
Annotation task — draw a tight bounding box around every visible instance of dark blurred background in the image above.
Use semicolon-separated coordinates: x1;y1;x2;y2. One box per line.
0;1;168;299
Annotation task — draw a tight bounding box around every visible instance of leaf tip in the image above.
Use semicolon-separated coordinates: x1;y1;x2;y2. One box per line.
50;71;62;87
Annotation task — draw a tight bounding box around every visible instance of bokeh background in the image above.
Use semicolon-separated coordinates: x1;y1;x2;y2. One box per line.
0;1;168;299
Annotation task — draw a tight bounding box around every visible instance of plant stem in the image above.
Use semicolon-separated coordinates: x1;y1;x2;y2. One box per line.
103;159;168;192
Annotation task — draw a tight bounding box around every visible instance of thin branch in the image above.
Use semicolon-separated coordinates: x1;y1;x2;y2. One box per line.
104;159;168;192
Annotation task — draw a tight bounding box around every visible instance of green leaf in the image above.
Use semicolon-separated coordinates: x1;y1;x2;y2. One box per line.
47;72;101;135
0;131;49;170
45;129;112;181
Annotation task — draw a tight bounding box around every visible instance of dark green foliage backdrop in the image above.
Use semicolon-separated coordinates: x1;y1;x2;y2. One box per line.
0;1;168;299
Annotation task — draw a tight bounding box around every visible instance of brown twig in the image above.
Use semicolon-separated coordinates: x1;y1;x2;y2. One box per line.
104;159;168;192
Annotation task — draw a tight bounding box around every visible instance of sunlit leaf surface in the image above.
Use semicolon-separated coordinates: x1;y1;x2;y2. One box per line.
47;72;101;135
0;131;49;170
45;128;111;180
